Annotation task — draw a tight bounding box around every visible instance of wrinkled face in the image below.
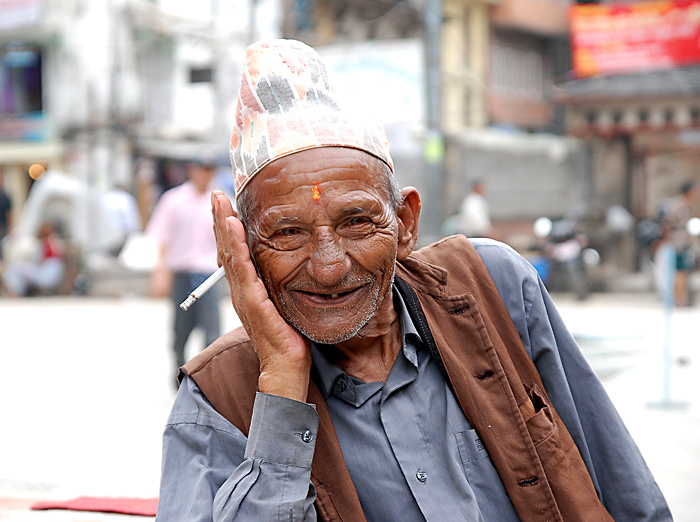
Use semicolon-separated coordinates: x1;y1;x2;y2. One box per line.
244;148;400;344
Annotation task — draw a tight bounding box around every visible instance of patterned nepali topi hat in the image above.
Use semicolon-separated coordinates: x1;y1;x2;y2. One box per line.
230;39;394;198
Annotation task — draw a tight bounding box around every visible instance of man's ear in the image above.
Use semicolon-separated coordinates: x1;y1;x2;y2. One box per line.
396;187;421;260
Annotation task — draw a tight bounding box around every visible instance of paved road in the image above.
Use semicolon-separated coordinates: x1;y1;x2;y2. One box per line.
0;292;697;520
556;293;700;522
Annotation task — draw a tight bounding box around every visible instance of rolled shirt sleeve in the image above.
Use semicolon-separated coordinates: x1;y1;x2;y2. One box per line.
157;377;319;521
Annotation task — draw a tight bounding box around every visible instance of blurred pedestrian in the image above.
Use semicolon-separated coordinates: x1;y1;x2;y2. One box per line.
0;168;12;260
146;155;222;373
1;220;65;297
458;179;492;237
664;180;698;306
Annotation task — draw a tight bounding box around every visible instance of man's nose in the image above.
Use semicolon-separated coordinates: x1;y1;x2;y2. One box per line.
307;231;350;285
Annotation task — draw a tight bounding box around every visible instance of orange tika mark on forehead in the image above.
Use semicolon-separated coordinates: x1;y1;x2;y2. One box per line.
312;182;322;201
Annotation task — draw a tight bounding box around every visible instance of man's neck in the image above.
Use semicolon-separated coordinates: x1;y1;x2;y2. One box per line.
191;181;209;194
323;304;402;383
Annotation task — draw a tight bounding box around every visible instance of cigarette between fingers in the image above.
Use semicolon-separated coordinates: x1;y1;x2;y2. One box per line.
180;266;226;311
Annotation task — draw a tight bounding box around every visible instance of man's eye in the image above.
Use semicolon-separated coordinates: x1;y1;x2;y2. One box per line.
347;217;371;226
268;227;308;250
341;216;375;237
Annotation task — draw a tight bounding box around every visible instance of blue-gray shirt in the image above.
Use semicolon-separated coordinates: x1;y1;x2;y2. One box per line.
156;239;672;521
310;289;517;521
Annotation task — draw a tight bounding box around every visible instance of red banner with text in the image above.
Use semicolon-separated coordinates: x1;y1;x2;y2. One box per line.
570;0;700;77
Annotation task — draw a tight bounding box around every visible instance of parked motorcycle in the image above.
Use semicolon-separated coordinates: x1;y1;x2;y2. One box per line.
637;213;700;297
533;216;600;300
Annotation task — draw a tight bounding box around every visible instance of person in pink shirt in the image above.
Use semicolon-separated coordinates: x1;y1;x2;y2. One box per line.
146;156;222;376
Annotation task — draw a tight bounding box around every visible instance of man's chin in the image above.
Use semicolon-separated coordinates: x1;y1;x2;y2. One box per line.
278;276;392;345
293;319;367;345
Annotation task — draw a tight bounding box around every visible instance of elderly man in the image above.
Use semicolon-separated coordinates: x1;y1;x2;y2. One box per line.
157;40;670;521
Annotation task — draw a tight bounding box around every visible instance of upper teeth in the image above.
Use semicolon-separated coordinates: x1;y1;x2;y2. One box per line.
330;293;339;299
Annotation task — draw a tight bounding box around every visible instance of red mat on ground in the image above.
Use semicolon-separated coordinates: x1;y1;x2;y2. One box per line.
30;496;158;517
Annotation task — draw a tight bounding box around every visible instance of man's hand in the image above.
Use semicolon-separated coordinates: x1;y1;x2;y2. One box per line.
149;259;172;298
211;191;312;402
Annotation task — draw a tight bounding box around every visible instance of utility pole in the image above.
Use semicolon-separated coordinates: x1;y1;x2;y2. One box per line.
423;0;445;242
248;0;258;43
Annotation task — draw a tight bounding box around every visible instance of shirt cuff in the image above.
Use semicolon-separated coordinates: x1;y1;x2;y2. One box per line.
245;392;319;468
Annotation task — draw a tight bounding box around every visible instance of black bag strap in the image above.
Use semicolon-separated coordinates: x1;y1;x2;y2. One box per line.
394;276;455;395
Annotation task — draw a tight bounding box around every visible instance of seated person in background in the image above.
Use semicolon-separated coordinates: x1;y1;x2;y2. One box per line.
156;39;671;521
459;179;493;238
1;220;65;297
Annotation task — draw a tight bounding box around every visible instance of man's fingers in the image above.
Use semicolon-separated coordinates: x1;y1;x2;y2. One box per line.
211;192;227;265
214;190;235;217
210;191;264;302
210;195;312;401
211;191;236;264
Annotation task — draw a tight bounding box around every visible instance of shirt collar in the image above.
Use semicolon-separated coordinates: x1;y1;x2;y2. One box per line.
311;285;423;400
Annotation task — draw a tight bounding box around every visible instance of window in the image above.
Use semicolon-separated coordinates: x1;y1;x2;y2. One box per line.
490;38;545;98
189;67;213;83
0;43;42;114
690;107;699;124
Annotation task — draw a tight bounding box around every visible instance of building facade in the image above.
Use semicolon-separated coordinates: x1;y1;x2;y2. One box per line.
0;0;248;252
439;0;586;248
280;0;585;246
555;1;700;273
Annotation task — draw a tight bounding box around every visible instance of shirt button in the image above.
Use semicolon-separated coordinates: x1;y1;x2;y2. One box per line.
336;380;347;392
301;430;314;443
416;470;428;483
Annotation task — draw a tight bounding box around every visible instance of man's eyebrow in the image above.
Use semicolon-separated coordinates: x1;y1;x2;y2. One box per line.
256;208;304;227
265;215;305;228
337;206;367;217
265;209;367;226
260;203;380;227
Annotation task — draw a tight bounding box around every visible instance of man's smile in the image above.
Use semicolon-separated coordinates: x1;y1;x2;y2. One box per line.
291;284;370;306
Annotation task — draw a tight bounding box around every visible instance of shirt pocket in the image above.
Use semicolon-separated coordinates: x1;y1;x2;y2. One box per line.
455;429;488;464
455;429;516;517
455;429;502;490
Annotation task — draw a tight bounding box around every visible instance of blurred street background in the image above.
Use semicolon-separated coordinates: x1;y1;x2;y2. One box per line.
2;0;700;520
2;0;700;297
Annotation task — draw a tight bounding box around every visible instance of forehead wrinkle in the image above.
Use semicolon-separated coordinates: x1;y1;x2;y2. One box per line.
270;180;384;208
273;154;381;188
276;156;363;178
251;148;388;199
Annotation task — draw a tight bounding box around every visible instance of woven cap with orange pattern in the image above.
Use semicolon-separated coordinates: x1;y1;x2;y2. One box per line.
229;39;394;198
